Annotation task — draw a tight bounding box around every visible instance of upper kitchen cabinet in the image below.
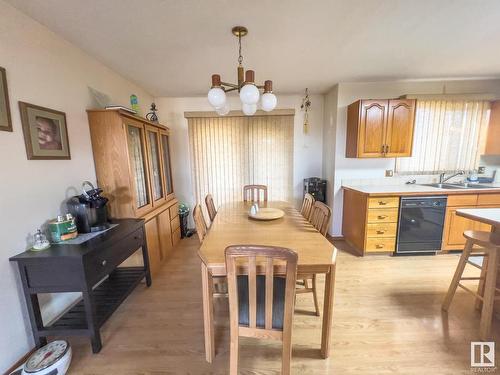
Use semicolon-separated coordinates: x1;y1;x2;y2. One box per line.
346;99;416;158
485;100;500;155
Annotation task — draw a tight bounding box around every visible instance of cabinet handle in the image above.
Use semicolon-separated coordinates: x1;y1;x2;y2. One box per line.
377;215;388;219
376;230;386;234
381;144;386;154
376;244;385;249
378;201;387;205
101;260;107;266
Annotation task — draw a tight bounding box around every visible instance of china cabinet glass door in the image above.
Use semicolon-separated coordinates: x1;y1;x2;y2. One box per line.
145;126;165;205
126;123;151;211
160;131;174;196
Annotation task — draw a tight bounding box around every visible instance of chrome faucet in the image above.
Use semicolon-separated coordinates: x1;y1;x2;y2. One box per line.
439;170;465;184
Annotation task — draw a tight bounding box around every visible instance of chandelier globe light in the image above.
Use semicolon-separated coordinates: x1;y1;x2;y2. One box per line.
207;26;277;116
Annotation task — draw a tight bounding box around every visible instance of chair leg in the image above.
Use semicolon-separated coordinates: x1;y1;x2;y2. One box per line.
480;249;499;341
282;327;292;375
442;239;474;311
312;274;320;317
229;330;239;375
475;255;489;311
303;278;309;289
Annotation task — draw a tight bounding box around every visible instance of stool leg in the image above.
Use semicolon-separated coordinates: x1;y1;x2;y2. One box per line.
480;249;499;341
442;239;474;311
475;255;489;311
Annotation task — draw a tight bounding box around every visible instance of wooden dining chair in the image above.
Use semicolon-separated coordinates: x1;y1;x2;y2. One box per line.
205;193;217;222
243;185;268;202
309;201;332;236
193;204;208;243
300;193;315;220
296;201;332;316
225;245;298;375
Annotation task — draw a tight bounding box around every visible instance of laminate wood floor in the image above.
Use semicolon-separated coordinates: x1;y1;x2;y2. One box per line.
64;238;500;374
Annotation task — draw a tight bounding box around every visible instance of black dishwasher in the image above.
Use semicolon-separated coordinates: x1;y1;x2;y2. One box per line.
396;196;447;254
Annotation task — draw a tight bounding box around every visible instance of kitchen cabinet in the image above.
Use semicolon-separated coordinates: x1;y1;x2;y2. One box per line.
87;109;180;278
346;99;416;158
485;101;500;155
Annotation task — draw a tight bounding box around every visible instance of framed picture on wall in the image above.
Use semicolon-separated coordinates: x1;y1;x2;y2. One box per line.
19;102;71;160
0;67;13;132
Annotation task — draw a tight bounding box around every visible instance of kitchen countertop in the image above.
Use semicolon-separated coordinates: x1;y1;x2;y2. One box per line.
342;183;500;196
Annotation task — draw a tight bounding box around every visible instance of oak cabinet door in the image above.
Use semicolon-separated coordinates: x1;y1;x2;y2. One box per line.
385;99;416;157
358;100;388;157
160;130;174;197
145;125;166;206
145;218;162;276
443;207;477;249
157;208;173;260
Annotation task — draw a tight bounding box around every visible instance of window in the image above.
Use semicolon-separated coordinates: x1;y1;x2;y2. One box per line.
187;113;294;209
396;100;491;174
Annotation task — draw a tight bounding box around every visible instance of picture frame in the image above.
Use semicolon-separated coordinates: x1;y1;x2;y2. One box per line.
19;102;71;160
0;67;13;132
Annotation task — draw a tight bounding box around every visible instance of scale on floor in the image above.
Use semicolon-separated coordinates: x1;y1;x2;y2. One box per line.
9;340;72;375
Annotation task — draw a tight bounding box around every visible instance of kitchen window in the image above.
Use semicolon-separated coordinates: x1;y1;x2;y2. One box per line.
186;112;294;210
395;100;490;174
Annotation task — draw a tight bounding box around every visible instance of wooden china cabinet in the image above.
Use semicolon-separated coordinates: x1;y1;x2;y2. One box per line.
87;109;180;277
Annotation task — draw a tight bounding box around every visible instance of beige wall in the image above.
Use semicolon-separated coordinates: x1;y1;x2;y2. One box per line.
0;2;153;371
324;79;500;235
155;94;325;214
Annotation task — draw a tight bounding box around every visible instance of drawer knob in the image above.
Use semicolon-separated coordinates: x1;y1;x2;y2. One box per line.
377;215;387;219
376;244;384;249
376;230;385;234
101;260;107;266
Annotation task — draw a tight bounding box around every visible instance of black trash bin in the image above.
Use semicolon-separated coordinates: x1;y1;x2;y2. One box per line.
178;203;190;238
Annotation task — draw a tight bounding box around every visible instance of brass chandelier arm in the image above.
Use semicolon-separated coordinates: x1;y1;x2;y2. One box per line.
221;81;239;89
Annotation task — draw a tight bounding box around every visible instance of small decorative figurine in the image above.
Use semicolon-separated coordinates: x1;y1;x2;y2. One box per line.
300;88;311;134
32;229;50;251
130;94;140;115
146;103;159;122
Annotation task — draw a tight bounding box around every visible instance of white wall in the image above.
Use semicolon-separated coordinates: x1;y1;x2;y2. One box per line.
325;79;500;235
155;95;324;214
0;2;153;371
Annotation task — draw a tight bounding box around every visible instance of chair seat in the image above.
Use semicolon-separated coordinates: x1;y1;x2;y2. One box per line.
237;275;286;330
464;230;500;248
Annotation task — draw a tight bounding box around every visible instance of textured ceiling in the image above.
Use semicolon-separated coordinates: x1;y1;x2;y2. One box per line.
6;0;500;96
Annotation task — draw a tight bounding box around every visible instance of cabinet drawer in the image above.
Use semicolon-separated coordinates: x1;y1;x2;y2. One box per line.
169;202;179;219
171;214;180;231
447;194;478;207
368;197;399;209
477;193;500;206
85;228;144;285
366;238;395;253
367;208;399;223
366;223;397;237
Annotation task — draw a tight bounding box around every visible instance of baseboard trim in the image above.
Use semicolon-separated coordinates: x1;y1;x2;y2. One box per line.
3;348;35;375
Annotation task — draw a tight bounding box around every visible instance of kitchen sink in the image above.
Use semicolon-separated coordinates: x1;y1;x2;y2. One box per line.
420;183;493;189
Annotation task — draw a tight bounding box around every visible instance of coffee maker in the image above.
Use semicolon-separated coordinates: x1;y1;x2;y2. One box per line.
67;181;109;233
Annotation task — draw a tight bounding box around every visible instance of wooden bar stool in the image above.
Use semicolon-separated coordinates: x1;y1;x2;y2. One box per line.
442;230;500;340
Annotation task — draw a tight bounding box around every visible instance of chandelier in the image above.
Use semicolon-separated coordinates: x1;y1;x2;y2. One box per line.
207;26;277;116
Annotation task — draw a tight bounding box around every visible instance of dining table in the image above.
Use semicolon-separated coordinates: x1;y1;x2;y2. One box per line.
197;201;338;363
456;208;500;313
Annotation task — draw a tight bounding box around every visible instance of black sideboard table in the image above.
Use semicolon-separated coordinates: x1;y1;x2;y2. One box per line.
10;218;151;353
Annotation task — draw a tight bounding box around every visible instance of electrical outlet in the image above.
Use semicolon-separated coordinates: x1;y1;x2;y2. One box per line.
478;166;486;174
385;170;394;177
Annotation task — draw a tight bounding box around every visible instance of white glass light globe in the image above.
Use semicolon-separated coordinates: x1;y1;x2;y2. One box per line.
239;84;260;105
242;103;257;116
216;104;230;116
207;87;226;109
261;93;277;112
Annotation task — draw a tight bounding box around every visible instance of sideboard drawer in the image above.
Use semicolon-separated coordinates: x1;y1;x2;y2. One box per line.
367;208;399;223
368;197;399;209
366;237;395;252
85;228;144;285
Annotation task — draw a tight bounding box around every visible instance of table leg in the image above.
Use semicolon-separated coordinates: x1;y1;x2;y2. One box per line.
82;291;102;353
201;262;215;362
321;264;336;358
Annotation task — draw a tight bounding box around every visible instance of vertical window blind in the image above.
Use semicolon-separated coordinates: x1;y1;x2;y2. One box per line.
186;113;294;211
396;100;491;174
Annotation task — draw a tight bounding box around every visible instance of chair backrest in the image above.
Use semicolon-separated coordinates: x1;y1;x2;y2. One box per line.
310;201;332;236
205;194;217;222
300;193;315;220
243;185;268;202
193;204;208;243
225;245;298;337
